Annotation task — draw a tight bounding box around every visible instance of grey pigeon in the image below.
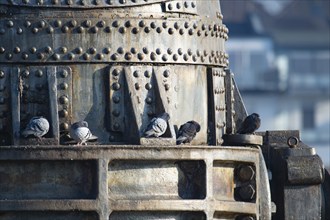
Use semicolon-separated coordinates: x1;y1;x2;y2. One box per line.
70;121;92;145
22;116;49;139
144;112;170;137
176;120;201;145
236;113;261;134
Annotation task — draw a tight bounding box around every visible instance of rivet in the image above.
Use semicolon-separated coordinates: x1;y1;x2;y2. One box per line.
45;46;52;53
189;29;194;35
173;54;178;61
52;0;59;4
111;53;119;60
69;20;77;27
0;71;5;78
37;53;44;59
178;48;183;55
150;52;156;61
7;20;14;28
77;26;84;33
174;22;180;30
68;53;75;60
60;47;67;53
60;123;69;131
167;48;173;55
130;47;137;54
139;20;146;27
163;70;170;78
145;83;152;90
22;53;29;60
162;22;168;28
113;96;120;103
184;22;189;28
89;47;97;54
6;53;13;60
143;47;149;54
156;48;162;55
54;20;62;28
132;27;139;34
162;54;168;61
61;70;68;78
76;47;83;54
144;27;150;33
135;83;140;90
112;69;120;76
117;47;124;54
104;47;111;54
192;55;197;62
113;123;120;130
17;28;23;34
39;20;46;28
184;1;189;8
24;21;31;28
145;97;152;104
168;3;173;10
176;2;181;9
97;21;105;28
53;53;61;60
144;70;151;78
84;20;92;28
201;56;205;62
183;54;189;61
164;84;170;91
83;53;90;60
112;83;121;91
133;70;140;77
124;20;131;28
22;0;29;3
137;53;144;60
112;20;120;28
119;27;126;34
197;30;202;36
32;28;39;34
21;70;29;78
0;47;5;53
47;27;54;34
59;109;68;118
91;26;98;33
150;22;156;29
125;52;132;60
188;49;192;56
191;2;196;8
0;97;5;104
61;26;68;33
94;0;101;5
168;28;174;35
0;29;5;35
23;84;29;90
60;83;68;90
0;85;5;91
112;110;120;117
156;27;162;33
14;47;21;54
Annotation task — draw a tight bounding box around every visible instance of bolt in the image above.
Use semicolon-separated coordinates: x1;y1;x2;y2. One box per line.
237;165;255;182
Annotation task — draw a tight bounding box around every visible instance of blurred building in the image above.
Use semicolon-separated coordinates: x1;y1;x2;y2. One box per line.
221;0;330;167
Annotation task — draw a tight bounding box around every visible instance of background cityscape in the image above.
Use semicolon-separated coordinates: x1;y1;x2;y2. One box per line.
221;0;330;168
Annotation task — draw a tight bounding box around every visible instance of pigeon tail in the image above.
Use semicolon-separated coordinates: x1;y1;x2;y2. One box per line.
176;136;188;145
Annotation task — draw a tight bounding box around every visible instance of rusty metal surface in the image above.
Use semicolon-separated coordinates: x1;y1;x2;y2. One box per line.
0;145;268;220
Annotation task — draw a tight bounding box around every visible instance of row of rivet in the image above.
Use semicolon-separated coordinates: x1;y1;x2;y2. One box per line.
0;68;8;131
57;69;70;131
0;19;228;39
167;1;196;10
0;46;229;66
6;0;160;6
0;69;6;107
110;68;124;131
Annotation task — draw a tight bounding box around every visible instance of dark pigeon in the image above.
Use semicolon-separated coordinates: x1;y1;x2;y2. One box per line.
176;120;201;145
236;113;261;134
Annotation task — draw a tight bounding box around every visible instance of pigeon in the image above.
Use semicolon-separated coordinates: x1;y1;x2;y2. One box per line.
70;121;92;145
176;120;201;145
144;112;170;137
22;116;49;139
236;113;261;134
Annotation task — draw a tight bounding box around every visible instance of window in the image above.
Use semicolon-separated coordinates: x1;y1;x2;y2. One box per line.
302;105;315;129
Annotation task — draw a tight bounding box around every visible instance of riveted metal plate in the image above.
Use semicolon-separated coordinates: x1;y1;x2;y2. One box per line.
0;66;11;145
209;68;226;145
109;66;126;133
0;18;228;67
56;66;72;133
1;0;167;8
165;0;197;14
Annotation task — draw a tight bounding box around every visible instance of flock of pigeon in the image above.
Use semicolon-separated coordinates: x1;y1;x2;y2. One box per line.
21;113;260;145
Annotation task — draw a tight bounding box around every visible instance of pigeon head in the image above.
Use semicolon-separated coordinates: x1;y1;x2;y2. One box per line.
251;113;260;119
159;112;170;121
71;121;89;129
189;120;201;132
